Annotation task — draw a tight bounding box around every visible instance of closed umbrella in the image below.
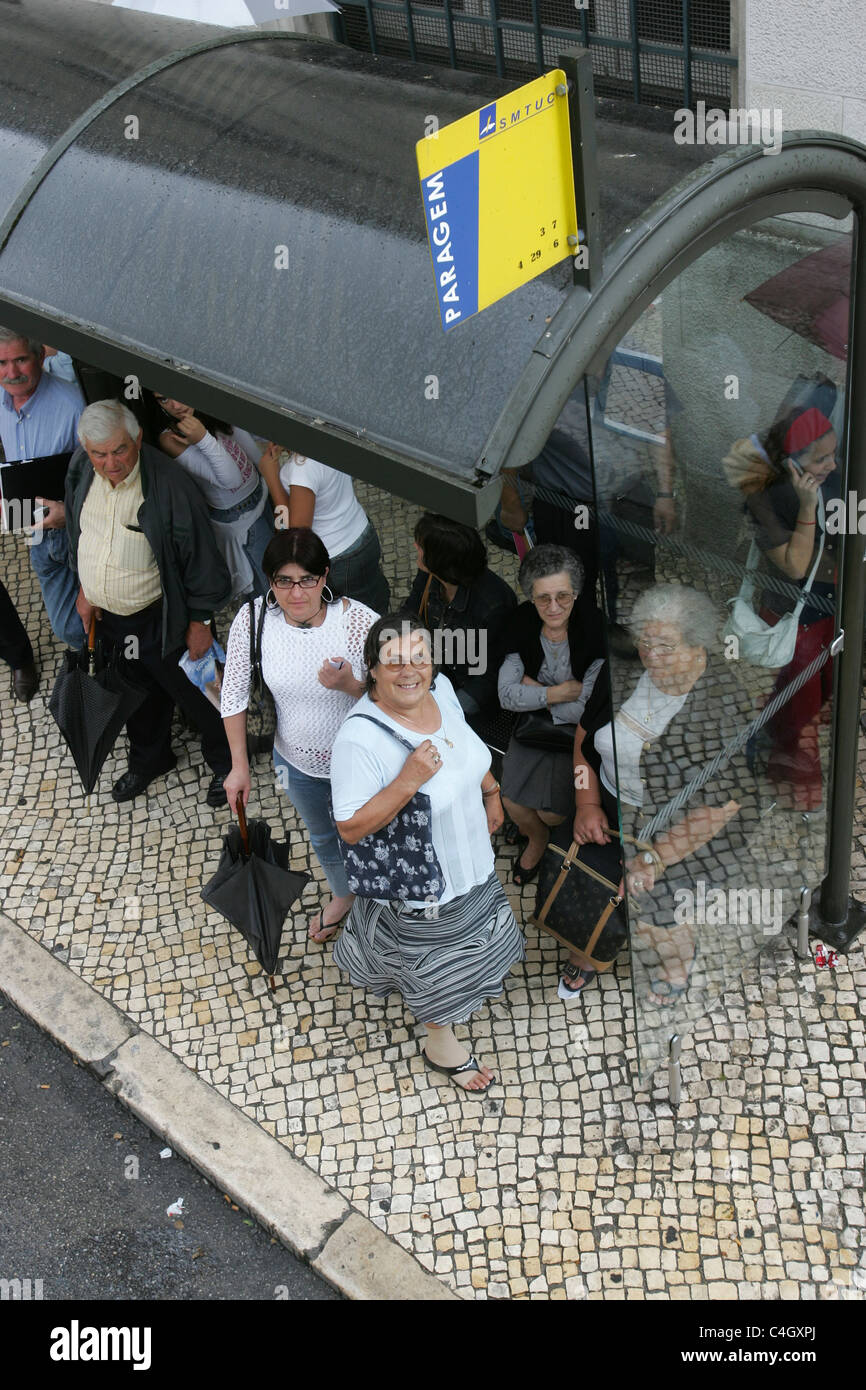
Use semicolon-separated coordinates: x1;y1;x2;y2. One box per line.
48;618;147;796
201;797;309;989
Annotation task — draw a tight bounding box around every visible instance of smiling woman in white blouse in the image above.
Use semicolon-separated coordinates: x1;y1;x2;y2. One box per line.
329;615;526;1095
220;529;379;942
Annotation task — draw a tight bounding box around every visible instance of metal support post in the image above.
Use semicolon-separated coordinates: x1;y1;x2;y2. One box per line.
668;1034;682;1107
796;886;812;960
819;208;866;943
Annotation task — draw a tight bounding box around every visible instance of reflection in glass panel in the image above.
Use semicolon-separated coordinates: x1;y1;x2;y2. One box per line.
582;215;851;1083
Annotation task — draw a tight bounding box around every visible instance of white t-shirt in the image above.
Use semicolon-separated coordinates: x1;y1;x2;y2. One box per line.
221;595;377;777
279;454;368;558
594;670;688;807
329;675;494;906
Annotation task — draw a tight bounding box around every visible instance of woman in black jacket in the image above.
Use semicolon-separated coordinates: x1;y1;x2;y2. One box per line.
498;544;606;886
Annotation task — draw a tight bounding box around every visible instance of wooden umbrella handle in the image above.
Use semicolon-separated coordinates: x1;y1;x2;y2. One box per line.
235;793;250;856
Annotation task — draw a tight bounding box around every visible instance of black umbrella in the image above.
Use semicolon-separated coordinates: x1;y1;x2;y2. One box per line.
48;618;147;795
201;797;309;990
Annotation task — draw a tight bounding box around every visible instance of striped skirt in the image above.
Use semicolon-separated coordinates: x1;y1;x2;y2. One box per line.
332;871;526;1025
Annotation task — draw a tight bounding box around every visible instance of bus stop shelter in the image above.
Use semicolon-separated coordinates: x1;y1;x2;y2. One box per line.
1;0;864;1089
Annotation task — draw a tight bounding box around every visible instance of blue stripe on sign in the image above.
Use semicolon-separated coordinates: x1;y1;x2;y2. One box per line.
422;151;479;332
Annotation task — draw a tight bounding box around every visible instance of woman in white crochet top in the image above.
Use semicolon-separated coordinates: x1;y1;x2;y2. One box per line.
221;529;379;942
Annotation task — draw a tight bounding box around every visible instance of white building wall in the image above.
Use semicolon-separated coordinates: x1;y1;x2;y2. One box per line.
88;1;333;41
739;0;866;143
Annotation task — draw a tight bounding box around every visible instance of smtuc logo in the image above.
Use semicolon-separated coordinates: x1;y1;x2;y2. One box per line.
478;103;496;140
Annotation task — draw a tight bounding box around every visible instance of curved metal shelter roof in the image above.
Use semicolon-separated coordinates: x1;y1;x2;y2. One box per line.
0;0;710;521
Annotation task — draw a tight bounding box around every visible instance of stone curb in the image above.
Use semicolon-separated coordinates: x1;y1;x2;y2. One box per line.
0;911;457;1302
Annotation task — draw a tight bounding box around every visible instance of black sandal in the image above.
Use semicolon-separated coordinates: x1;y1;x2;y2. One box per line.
421;1047;495;1093
512;846;544;887
558;961;597;1001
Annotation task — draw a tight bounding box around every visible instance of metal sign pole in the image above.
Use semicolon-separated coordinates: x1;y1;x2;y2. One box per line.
557;47;601;293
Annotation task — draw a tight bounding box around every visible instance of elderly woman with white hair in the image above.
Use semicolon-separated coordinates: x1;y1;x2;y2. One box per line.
566;582;758;1004
64;399;234;805
497;543;606;887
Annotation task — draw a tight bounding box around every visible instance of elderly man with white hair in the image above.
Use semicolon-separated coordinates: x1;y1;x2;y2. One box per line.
64;400;234;805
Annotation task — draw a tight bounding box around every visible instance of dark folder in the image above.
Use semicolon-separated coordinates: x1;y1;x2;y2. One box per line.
0;453;72;520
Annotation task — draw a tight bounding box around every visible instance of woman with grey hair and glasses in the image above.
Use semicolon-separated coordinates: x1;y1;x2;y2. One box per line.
497;543;607;887
567;582;758;1005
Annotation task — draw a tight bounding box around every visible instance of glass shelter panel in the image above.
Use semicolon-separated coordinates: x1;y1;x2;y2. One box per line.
582;215;852;1084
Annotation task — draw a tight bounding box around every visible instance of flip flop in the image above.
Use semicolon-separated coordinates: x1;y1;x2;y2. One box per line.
421;1047;495;1094
308;902;352;943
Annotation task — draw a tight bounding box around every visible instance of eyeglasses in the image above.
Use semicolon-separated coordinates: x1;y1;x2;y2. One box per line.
534;591;574;608
272;574;321;591
379;654;432;670
637;637;680;655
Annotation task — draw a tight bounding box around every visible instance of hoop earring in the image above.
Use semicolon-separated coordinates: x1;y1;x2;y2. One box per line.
322;584;334;604
266;589;280;611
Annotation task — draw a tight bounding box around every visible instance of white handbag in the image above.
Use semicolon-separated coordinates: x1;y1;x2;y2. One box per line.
724;494;825;669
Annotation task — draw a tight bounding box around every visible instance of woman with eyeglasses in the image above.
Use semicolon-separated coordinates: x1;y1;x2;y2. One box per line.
221;529;378;942
566;583;756;1005
151;392;273;602
328;614;525;1094
497;544;606;888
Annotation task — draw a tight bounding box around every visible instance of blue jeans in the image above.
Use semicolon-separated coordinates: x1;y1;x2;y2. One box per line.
328;521;390;614
243;506;274;598
274;751;351;898
28;527;84;649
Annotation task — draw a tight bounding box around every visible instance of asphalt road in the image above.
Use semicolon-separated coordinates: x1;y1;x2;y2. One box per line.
0;996;341;1301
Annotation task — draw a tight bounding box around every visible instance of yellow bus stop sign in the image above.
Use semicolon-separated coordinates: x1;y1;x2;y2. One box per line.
416;71;578;332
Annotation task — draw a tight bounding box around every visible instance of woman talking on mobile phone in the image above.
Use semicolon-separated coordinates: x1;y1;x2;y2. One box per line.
725;384;840;812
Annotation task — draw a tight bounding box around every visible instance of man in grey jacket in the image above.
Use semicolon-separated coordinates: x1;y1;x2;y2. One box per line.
65;400;234;806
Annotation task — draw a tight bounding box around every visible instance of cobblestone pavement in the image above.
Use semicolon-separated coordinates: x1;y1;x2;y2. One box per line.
1;481;864;1301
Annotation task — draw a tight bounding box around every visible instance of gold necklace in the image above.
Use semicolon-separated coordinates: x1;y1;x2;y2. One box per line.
381;697;454;748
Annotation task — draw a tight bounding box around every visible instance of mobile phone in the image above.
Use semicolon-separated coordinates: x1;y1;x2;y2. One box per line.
329;658;344;669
